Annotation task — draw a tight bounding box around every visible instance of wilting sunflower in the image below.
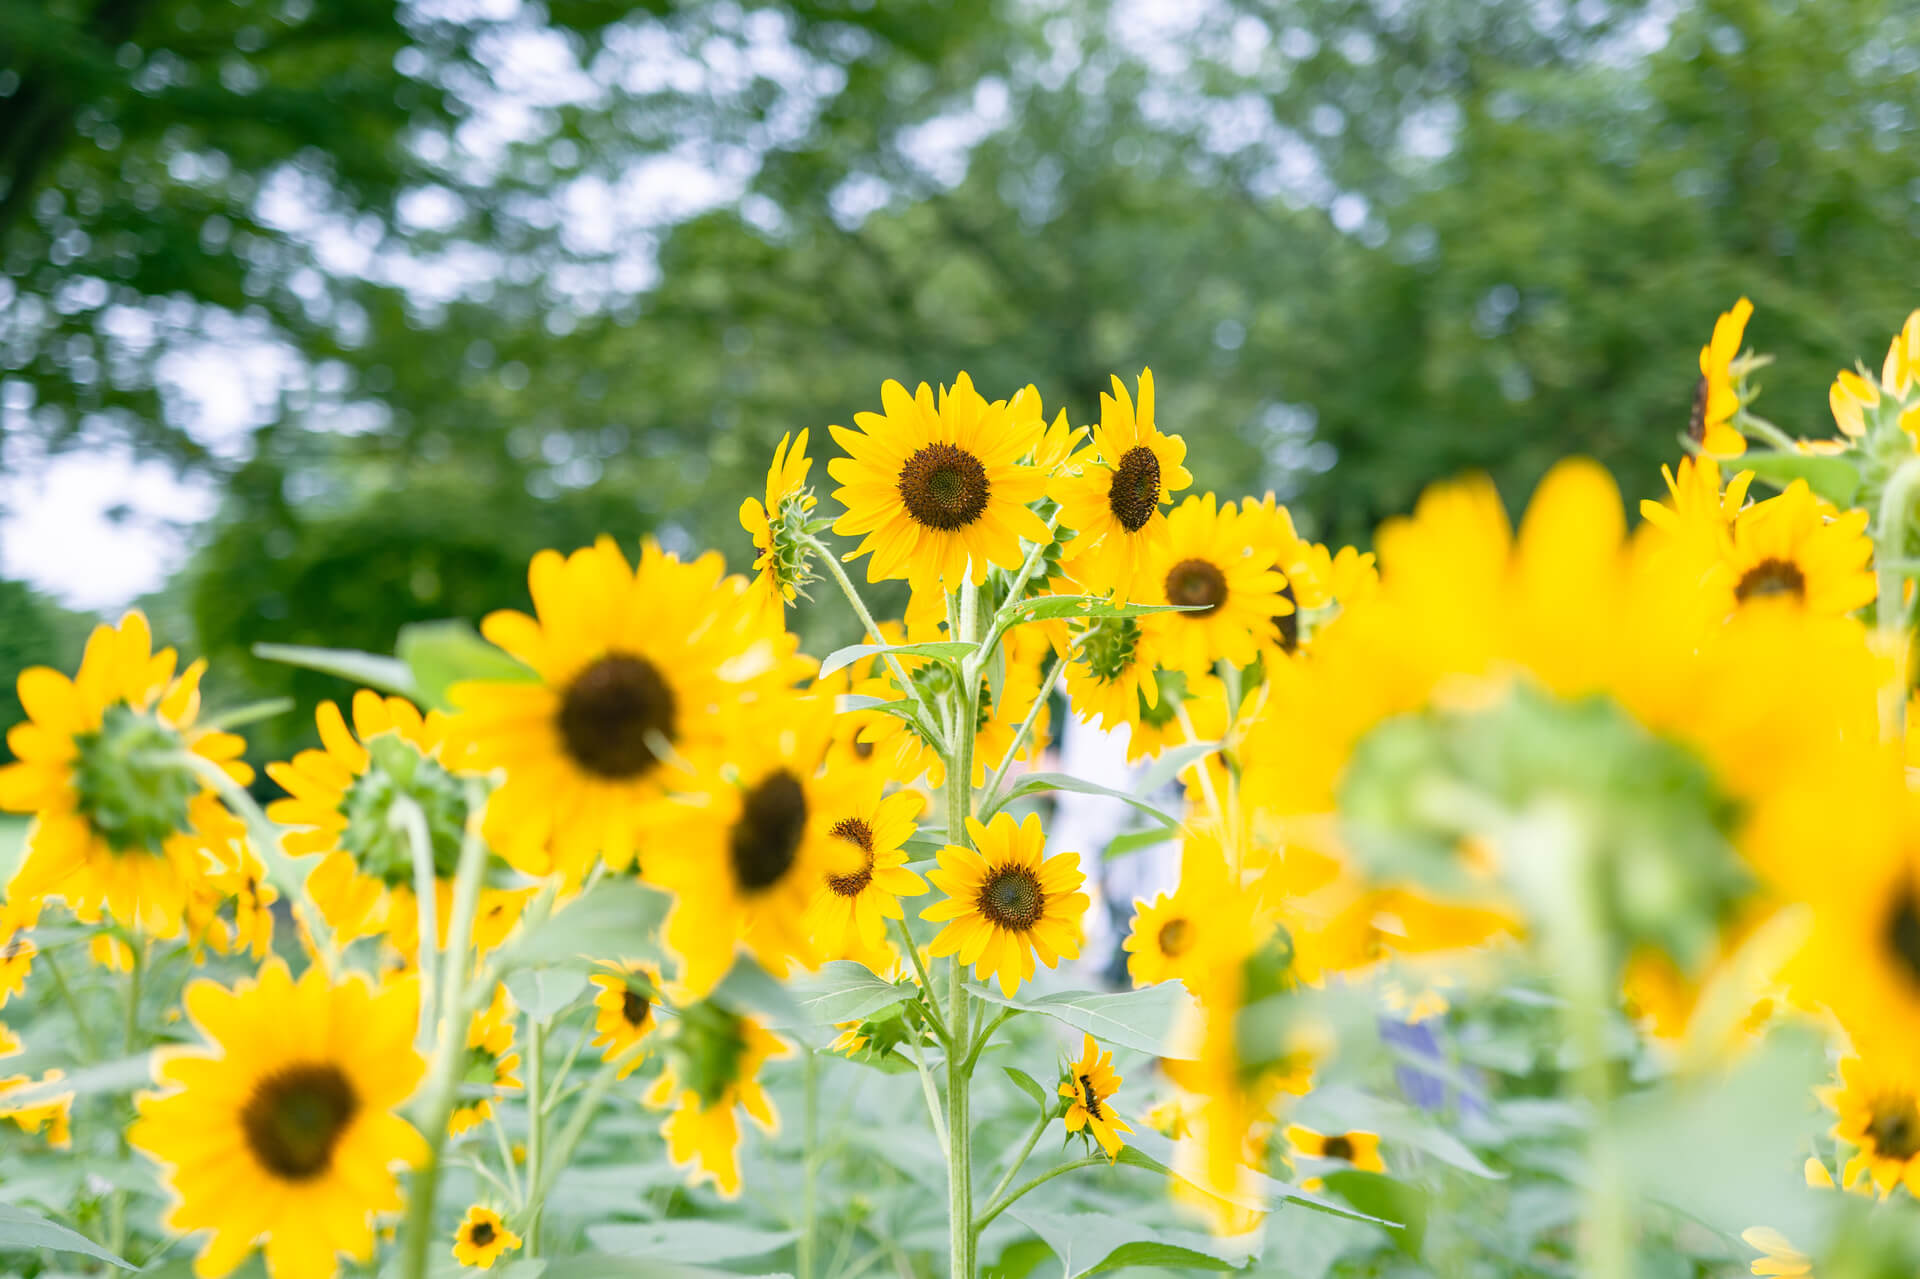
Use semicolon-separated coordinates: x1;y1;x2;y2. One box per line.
450;984;522;1137
802;777;927;958
1718;480;1874;617
921;811;1088;996
452;536;777;880
1823;1053;1920;1198
0;611;250;938
129;961;426;1279
1285;1124;1385;1174
451;1205;521;1269
270;693;527;957
828;373;1051;596
643;1000;788;1198
1060;1033;1133;1159
588;961;663;1078
1692;296;1754;456
0;1027;71;1147
1142;495;1287;677
739;428;819;616
1050;369;1193;602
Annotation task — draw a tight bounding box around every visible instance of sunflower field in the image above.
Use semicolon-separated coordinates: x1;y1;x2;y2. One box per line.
7;305;1920;1279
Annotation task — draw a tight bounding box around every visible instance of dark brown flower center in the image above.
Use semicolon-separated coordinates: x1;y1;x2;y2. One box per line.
1734;557;1806;604
1079;1073;1104;1120
1323;1134;1355;1162
469;1220;497;1247
621;988;651;1028
978;864;1044;930
1272;581;1299;653
1688;374;1709;442
1884;881;1920;993
1165;558;1228;616
825;817;877;897
1108;446;1162;533
729;769;808;893
898;443;991;531
240;1063;359;1180
557;654;678;780
1157;917;1193;958
1872;1098;1920;1161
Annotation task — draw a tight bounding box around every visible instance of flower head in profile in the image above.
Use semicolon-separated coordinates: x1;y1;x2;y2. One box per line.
921;811;1088;996
1830;309;1920;441
588;961;663;1078
451;1205;521;1269
1051;369;1193;602
829;373;1050;596
1059;1034;1133;1159
643;1000;788;1198
1691;296;1755;456
1285;1125;1385;1177
739;428;821;616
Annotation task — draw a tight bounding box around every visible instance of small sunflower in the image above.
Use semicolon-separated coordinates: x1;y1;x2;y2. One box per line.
0;1026;72;1147
828;373;1051;596
451;1205;521;1269
1124;668;1225;765
588;961;663;1078
1062;614;1161;735
1142;495;1288;677
0;611;250;937
802;779;928;958
643;1000;788;1198
1059;1033;1133;1159
0;928;35;1005
1691;296;1755;456
1825;1054;1920;1198
452;537;777;880
1720;480;1874;617
129;960;426;1279
1740;1227;1813;1278
449;984;522;1137
739;428;820;616
1285;1124;1385;1175
1122;863;1229;991
1050;369;1193;602
921;811;1088;996
1638;456;1755;570
183;837;278;961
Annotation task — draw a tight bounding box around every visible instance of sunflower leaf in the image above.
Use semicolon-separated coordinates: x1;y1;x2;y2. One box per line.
497;879;669;972
1006;1206;1257;1277
504;966;591;1021
1732;450;1862;506
1117;1127;1393;1224
994;773;1178;827
0;1202;132;1267
1101;827;1174;860
969;983;1195;1057
1002;1065;1050;1112
1000;595;1194;626
817;639;975;680
785;961;914;1024
252;643;417;697
585;1221;797;1263
1133;740;1220;796
398;619;538;710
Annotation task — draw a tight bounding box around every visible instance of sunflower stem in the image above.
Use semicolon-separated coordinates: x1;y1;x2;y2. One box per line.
393;795;441;1051
525;1014;546;1254
799;1045;820;1279
106;943;143;1258
1874;456;1920;738
39;950;99;1061
525;1058;623;1209
943;580;980;1279
979;1104;1049;1223
890;917;951;1047
981;653;1065;813
802;532;934;734
959;1007;1018;1075
971;1157;1107;1235
903;1031;950;1158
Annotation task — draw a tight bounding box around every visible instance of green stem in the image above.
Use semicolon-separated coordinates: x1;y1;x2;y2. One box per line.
802;533;936;734
488;1109;523;1204
524;1015;546;1253
1875;456;1920;738
980;654;1064;812
39;950;99;1060
106;944;143;1258
525;1059;623;1210
392;795;441;1049
959;1008;1018;1076
1734;411;1797;452
889;917;950;1048
943;581;981;1279
545;1022;591;1110
799;1046;820;1279
980;1106;1049;1217
972;1157;1107;1235
904;1032;949;1157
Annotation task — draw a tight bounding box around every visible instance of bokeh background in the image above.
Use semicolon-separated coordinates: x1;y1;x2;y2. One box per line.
4;0;1918;766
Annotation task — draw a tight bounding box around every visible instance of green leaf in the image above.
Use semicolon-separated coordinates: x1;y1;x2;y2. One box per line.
1734;450;1862;506
969;983;1195;1057
997;773;1177;828
251;643;417;697
1321;1171;1427;1255
584;1221;797;1263
498;879;668;972
785;961;913;1024
1295;1084;1503;1179
198;697;296;731
540;1257;786;1279
397;619;537;710
504;966;591;1021
1003;1065;1049;1112
1115;1128;1388;1225
1001;595;1193;625
1082;1241;1238;1274
0;1053;151;1109
1133;740;1220;796
1006;1207;1255;1278
711;954;807;1032
0;1202;132;1266
818;639;975;679
1102;828;1174;860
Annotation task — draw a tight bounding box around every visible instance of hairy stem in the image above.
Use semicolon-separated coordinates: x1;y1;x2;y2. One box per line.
1875;456;1920;737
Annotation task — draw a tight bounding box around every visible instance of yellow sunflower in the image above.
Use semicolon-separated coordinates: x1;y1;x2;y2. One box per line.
1718;480;1874;617
1141;495;1288;677
1741;1227;1814;1278
0;611;250;938
269;692;528;958
129;960;426;1279
451;1204;521;1269
450;983;522;1137
847;624;1050;788
643;1001;788;1198
802;779;928;958
1692;296;1754;456
1122;857;1230;990
0;928;35;1005
1050;369;1193;602
587;961;663;1078
1060;1033;1133;1159
1824;1053;1920;1198
1637;456;1755;572
451;536;777;881
1061;615;1162;735
739;427;818;616
0;1026;72;1147
647;698;867;998
828;372;1051;595
1124;668;1225;765
183;836;279;962
1285;1124;1385;1174
921;811;1088;996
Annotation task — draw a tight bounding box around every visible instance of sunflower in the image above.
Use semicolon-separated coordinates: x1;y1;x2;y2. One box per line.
1122;850;1231;990
129;960;426;1279
1050;369;1193;602
0;1027;72;1147
270;692;528;958
802;779;927;959
739;428;819;616
1142;495;1287;677
828;372;1051;596
0;928;34;1005
1637;456;1754;571
1741;1227;1814;1278
1124;668;1226;765
588;961;663;1078
1717;480;1874;617
847;624;1050;788
451;536;777;881
451;1205;521;1269
450;984;522;1137
1060;1033;1133;1159
0;611;251;937
921;811;1088;996
1691;296;1754;456
1823;1053;1920;1198
643;1000;788;1198
1062;614;1162;735
183;836;278;962
1285;1124;1385;1174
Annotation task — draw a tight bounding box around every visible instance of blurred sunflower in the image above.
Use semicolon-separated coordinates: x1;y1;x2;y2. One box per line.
449;984;522;1137
1050;369;1193;602
0;1027;71;1147
1740;1227;1813;1278
129;961;426;1279
1123;853;1230;990
0;611;250;938
1692;296;1754;456
1285;1124;1385;1174
1719;481;1874;617
643;1000;788;1198
847;625;1050;788
451;1205;521;1269
1637;456;1754;571
1142;495;1288;677
1060;1033;1133;1159
828;373;1050;595
921;811;1088;996
1824;1053;1920;1198
587;961;663;1078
